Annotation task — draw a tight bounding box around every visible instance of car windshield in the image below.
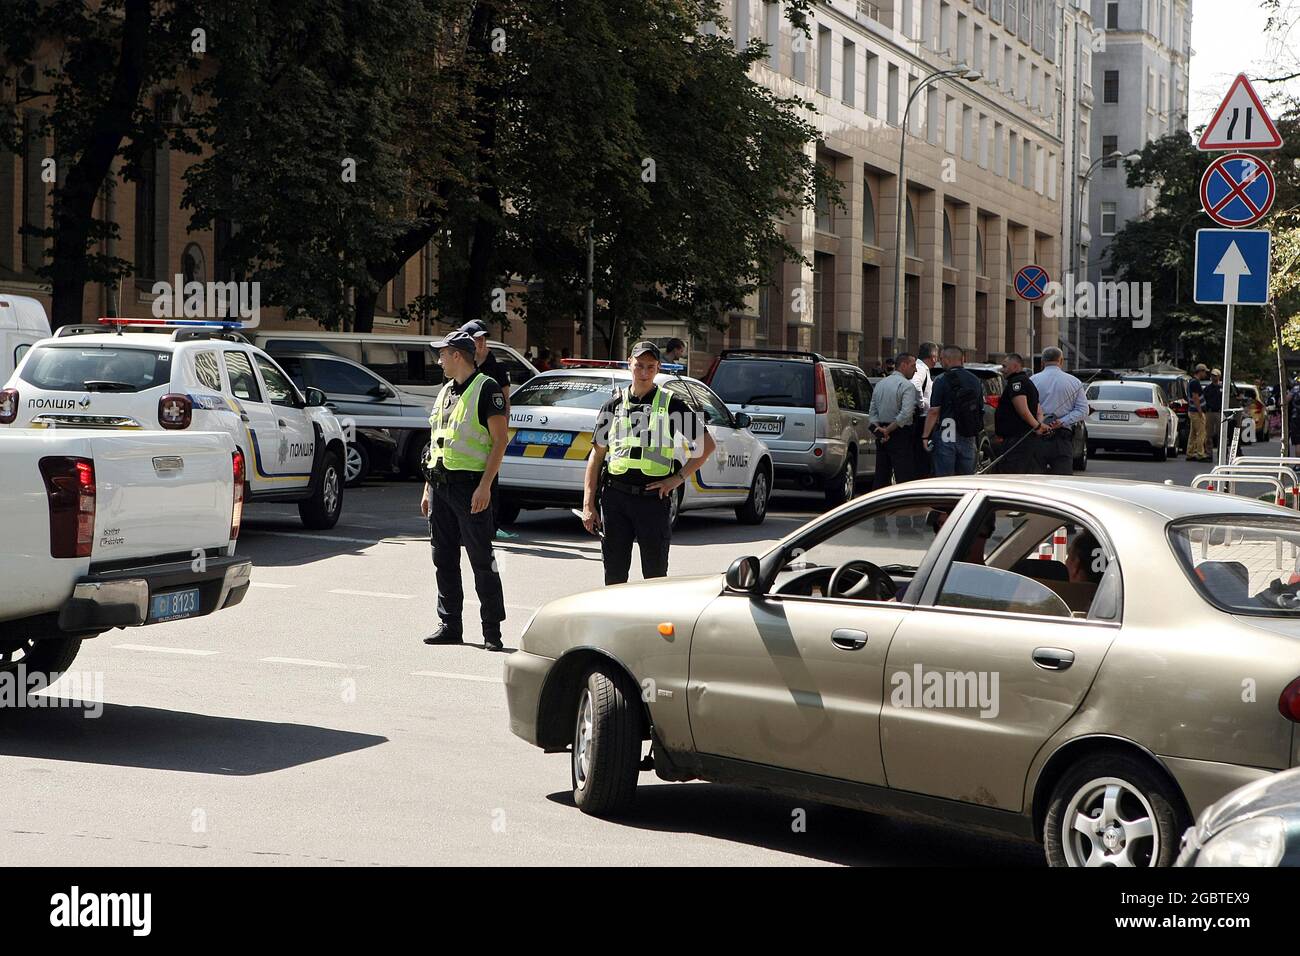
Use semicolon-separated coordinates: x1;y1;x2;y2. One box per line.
20;345;172;392
1088;384;1155;402
511;374;616;409
710;359;813;408
1170;518;1300;615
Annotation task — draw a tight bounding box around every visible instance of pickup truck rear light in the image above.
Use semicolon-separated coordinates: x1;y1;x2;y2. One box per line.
1135;407;1159;419
158;393;193;429
231;449;245;540
814;363;828;415
0;387;18;424
38;456;96;559
1278;677;1300;723
984;394;1000;409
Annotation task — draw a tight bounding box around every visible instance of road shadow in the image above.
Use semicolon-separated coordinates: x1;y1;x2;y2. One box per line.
546;783;1044;866
0;703;386;775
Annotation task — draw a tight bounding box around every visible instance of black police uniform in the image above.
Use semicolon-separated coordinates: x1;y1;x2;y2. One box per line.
427;370;508;640
994;370;1040;473
593;386;703;586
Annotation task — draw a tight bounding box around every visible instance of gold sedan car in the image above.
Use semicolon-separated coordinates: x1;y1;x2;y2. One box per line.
505;476;1300;867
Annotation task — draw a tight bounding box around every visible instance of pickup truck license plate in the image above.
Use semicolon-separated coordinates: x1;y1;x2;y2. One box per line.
149;587;201;623
1099;411;1130;421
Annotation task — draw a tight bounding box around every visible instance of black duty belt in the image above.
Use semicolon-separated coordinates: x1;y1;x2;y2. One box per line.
604;477;663;497
428;469;482;486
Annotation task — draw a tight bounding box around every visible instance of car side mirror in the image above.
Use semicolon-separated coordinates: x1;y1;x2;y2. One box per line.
369;384;392;399
304;387;327;407
733;412;752;429
725;556;761;593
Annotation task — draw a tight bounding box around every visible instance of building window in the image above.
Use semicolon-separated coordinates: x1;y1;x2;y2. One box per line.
1101;202;1118;235
181;243;205;286
842;38;855;106
815;176;832;232
1006;239;1015;283
1006;0;1017;36
1106;1;1119;30
134;147;158;283
887;64;900;125
817;26;832;94
991;0;1002;23
1103;70;1119;103
905;198;917;257
863;179;877;245
1102;135;1118;166
734;0;750;48
976;228;986;276
865;53;878;116
764;1;780;71
756;285;771;344
942;212;954;267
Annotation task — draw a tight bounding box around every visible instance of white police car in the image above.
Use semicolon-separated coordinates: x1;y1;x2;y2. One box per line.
499;361;773;527
0;320;349;529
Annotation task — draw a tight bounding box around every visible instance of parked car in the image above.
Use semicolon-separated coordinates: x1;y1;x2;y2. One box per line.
1120;372;1194;452
2;322;348;529
1085;380;1179;461
1;426;251;683
345;427;402;486
500;362;773;528
1176;767;1300;867
505;475;1300;867
271;350;433;481
253;329;537;397
0;295;50;382
704;349;876;506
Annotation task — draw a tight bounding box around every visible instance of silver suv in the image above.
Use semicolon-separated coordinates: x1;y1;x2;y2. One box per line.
705;349;876;506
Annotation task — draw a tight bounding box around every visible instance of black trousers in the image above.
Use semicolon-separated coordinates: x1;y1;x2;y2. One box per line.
994;432;1038;474
600;485;672;586
429;478;505;636
873;424;917;489
1038;428;1075;474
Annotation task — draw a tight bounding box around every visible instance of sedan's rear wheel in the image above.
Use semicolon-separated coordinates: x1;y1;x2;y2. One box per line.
1045;755;1183;867
571;666;642;816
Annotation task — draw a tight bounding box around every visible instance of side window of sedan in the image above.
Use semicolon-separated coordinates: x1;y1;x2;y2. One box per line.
936;505;1120;621
771;497;966;602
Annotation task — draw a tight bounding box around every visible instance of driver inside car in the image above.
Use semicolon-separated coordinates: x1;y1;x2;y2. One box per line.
886;508;996;601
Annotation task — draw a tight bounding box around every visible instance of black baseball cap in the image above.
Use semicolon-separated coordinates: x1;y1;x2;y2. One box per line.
459;319;491;339
431;330;477;357
629;341;661;361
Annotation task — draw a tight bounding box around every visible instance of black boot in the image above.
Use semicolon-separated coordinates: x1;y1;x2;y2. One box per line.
423;623;464;645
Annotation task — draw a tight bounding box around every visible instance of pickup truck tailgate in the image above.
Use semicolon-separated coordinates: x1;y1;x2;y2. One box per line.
85;431;234;562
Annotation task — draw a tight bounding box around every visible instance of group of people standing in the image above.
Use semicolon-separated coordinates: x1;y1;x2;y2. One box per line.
1184;363;1225;463
869;343;1089;491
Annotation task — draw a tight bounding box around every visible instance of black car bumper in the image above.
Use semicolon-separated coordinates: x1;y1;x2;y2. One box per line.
57;554;253;633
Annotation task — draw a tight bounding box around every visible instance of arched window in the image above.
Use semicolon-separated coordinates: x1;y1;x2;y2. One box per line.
863;182;877;245
182;243;206;286
942;212;954;267
905;198;917;257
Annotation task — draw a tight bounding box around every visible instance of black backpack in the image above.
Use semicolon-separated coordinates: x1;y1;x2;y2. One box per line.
947;372;983;438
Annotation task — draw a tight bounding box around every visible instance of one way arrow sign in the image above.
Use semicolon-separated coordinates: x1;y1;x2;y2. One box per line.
1194;229;1271;305
1198;74;1284;151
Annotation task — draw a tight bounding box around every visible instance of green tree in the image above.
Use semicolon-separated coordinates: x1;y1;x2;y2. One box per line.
0;0;203;328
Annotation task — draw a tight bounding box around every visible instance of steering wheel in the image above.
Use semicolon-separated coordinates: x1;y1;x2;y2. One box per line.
827;560;898;601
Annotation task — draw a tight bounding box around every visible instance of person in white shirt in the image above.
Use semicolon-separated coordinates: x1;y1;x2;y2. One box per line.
911;342;939;478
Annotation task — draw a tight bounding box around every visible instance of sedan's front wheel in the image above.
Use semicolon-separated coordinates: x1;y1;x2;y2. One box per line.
1045;755;1184;867
571;666;642;817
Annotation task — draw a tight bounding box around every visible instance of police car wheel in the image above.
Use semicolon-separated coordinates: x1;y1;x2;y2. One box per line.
571;666;641;817
735;467;770;525
344;441;370;487
299;451;344;530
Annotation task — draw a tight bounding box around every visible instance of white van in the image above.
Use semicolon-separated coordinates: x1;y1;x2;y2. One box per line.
0;295;52;381
250;329;538;397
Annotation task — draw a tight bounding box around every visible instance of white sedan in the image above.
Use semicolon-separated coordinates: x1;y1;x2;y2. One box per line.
498;363;774;527
1084;380;1179;461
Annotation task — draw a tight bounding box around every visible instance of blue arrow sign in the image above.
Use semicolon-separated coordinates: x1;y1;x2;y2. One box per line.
1194;229;1270;306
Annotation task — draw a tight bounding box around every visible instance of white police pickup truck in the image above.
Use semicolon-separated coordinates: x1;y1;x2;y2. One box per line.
0;427;252;684
1;321;348;529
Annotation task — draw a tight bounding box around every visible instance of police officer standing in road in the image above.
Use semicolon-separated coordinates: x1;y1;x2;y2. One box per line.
421;330;511;651
581;342;716;586
1030;347;1089;474
460;319;516;538
993;353;1046;473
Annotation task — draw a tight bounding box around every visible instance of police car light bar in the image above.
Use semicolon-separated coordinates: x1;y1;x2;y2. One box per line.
96;317;246;329
560;359;685;372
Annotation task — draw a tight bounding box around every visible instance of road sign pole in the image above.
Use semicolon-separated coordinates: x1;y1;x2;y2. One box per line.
1219;303;1235;467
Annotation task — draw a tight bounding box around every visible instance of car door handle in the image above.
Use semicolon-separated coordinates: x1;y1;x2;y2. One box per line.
1032;647;1075;671
831;628;868;651
240;413;250;422
277;418;287;427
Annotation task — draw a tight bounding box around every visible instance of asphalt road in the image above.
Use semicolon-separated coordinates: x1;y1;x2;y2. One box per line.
0;439;1282;867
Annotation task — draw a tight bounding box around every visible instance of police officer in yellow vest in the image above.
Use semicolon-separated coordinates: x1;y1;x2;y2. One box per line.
582;341;716;585
420;330;510;650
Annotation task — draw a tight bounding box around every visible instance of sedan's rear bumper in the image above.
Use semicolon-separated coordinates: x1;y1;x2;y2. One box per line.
57;555;252;633
503;649;555;746
1087;419;1166;448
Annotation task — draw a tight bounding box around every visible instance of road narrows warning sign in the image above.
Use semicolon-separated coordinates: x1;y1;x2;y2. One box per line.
1197;74;1284;151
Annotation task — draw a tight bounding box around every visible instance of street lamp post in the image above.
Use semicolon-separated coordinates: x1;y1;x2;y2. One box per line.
1072;150;1137;366
890;64;980;360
